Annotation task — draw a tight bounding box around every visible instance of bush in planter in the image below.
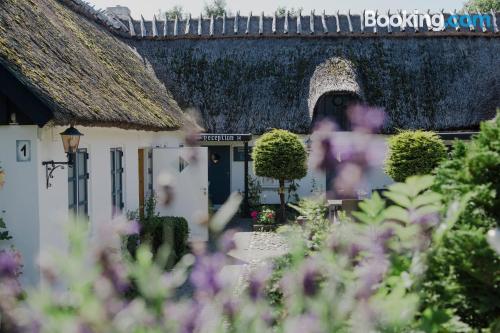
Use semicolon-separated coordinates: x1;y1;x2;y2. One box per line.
385;130;447;182
252;129;307;223
423;113;500;329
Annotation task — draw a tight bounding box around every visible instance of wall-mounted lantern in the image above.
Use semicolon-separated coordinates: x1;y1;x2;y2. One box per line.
42;126;83;188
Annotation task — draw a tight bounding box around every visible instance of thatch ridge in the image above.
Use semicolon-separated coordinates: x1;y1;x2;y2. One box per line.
0;0;187;131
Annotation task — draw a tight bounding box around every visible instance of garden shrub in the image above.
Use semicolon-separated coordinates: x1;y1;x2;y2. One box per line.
251;206;276;225
247;175;262;209
252;129;307;222
385;130;447;182
128;195;189;268
424;113;500;329
0;218;12;242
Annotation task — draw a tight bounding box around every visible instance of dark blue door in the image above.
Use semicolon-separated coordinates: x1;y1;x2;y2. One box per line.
208;146;230;205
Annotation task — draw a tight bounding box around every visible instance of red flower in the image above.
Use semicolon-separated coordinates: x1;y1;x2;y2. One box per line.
251;211;258;220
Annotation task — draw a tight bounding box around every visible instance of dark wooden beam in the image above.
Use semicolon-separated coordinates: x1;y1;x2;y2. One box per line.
0;64;53;126
243;141;250;217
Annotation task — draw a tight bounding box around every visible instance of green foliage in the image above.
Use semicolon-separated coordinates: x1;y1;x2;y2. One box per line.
463;0;500;12
286;181;300;204
253;129;307;222
265;176;466;331
247;175;262;209
276;6;303;16
252;129;307;181
203;0;227;17
128;195;189;269
1;175;471;332
424;228;500;329
158;5;184;20
385;130;447;182
0;217;12;241
425;113;500;329
253;206;276;225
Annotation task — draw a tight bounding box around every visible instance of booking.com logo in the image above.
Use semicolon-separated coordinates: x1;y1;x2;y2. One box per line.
364;10;492;31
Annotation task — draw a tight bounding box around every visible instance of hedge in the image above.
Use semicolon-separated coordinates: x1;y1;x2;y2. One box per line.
129;216;189;269
385;130;447;182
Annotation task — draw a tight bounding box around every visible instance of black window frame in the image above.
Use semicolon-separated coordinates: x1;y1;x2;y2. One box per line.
68;149;89;219
110;148;124;216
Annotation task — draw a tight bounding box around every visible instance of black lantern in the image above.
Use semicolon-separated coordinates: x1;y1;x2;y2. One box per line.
60;126;83;164
42;125;83;188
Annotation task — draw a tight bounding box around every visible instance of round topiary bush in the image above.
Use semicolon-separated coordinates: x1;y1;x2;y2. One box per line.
385;130;447;182
252;129;307;222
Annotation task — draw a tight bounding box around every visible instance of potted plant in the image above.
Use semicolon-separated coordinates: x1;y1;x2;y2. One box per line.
251;207;277;232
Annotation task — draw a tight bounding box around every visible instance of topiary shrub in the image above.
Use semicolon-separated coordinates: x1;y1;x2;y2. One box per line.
385;130;447;182
423;113;500;329
252;129;307;223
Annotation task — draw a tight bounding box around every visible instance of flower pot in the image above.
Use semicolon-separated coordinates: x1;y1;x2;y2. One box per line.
252;224;279;232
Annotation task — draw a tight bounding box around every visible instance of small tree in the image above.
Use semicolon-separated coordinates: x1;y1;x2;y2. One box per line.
385;130;447;182
252;129;307;223
203;0;227;18
463;0;500;12
158;5;184;20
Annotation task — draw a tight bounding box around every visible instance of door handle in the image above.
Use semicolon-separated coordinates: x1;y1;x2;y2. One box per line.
201;187;207;195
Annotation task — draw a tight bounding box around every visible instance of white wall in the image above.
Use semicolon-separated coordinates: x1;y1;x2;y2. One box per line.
0;125;40;285
205;133;393;206
37;126;184;239
2;124;184;285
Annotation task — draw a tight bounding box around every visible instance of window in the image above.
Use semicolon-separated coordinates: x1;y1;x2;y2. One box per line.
68;149;89;219
111;148;124;216
147;149;153;194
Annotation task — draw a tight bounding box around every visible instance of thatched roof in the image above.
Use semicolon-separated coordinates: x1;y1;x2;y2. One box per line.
127;35;500;134
0;0;187;131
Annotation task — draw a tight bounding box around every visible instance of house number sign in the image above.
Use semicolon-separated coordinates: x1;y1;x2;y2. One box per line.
16;140;31;162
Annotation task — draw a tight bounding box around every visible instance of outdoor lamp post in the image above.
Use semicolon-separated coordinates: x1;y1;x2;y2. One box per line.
42;125;83;188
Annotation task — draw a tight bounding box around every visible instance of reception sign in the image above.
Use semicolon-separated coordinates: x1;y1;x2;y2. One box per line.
198;134;252;142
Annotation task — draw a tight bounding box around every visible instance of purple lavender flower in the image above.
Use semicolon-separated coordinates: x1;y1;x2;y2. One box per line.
98;251;130;294
284;313;322;333
348;104;385;134
310;120;339;171
0;250;20;279
190;253;225;296
247;265;271;301
222;299;238;320
355;256;389;300
410;211;440;228
219;230;237;253
332;163;364;199
116;219;141;236
164;301;200;333
300;260;321;297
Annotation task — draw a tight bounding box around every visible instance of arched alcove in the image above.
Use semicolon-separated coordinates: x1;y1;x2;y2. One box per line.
312;92;361;130
308;57;364;130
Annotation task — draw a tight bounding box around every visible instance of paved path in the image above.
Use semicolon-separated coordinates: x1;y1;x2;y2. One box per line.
221;231;289;295
176;220;289;298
